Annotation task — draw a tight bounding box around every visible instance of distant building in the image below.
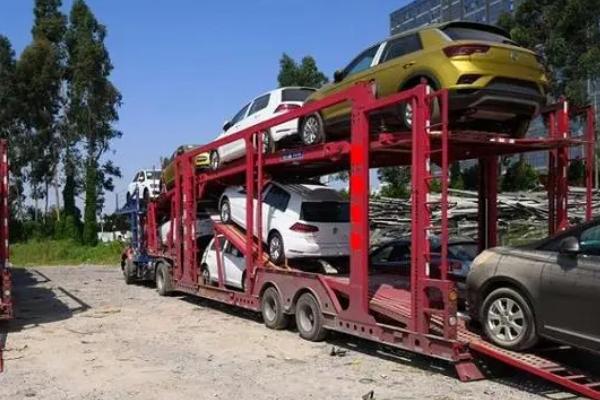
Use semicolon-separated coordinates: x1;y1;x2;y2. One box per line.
390;0;521;35
389;0;595;172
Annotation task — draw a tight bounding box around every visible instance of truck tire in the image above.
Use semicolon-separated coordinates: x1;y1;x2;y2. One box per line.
123;259;136;285
261;287;289;330
481;287;538;351
156;263;173;296
295;292;327;341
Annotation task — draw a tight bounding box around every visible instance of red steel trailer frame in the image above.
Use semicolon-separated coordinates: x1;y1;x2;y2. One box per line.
0;139;12;372
137;84;598;398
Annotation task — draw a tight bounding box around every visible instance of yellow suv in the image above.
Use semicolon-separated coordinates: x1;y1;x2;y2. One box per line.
161;144;210;189
300;21;548;144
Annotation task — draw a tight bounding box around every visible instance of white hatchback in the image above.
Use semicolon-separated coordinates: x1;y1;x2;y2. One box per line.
210;87;315;170
219;182;350;265
201;236;246;290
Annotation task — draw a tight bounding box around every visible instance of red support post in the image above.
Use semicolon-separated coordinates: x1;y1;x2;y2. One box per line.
477;156;498;251
257;131;264;274
548;112;557;235
244;136;256;292
347;85;372;318
556;101;570;232
410;85;429;334
586;107;596;221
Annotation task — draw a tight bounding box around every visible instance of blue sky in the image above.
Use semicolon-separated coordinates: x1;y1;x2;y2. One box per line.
0;0;407;212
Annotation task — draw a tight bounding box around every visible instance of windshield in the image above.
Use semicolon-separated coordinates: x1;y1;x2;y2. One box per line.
443;26;518;46
301;201;349;223
282;88;315;102
146;171;161;179
448;243;478;261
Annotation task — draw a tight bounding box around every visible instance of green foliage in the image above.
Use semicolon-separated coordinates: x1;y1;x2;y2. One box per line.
501;159;540;191
378;167;410;198
11;239;123;266
65;0;122;245
277;53;329;88
502;0;600;107
568;157;586;185
450;162;465;190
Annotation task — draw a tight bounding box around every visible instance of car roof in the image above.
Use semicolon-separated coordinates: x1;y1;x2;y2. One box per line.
369;20;511;49
273;182;346;201
252;86;317;100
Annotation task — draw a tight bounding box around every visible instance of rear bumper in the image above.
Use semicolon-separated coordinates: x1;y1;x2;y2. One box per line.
448;86;545;119
286;242;349;259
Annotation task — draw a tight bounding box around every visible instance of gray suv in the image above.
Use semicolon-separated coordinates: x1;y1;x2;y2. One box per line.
467;219;600;353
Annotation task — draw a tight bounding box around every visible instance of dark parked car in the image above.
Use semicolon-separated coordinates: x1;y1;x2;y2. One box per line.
370;236;478;298
467;219;600;353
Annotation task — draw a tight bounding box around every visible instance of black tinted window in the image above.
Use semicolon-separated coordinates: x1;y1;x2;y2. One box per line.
264;185;290;211
230;103;250;125
248;94;270;116
301;202;349;223
580;225;600;255
443;26;517;45
344;45;379;77
282;88;315;102
381;34;422;63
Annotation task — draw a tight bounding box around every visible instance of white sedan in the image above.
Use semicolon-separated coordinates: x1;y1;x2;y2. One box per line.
201;236;246;289
210;87;315;170
219;181;350;265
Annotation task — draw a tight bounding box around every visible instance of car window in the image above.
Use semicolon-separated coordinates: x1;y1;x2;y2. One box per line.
448;243;478;261
580;225;600;255
264;185;290;211
389;244;410;262
281;88;315;102
371;245;394;263
146;171;160;180
248;94;270;116
300;201;349;223
230;103;251;126
344;45;379;78
381;34;422;63
132;172;139;182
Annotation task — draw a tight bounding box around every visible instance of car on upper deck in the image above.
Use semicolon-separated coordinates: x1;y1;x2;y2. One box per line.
209;87;316;170
161;144;210;190
299;21;548;146
127;169;161;203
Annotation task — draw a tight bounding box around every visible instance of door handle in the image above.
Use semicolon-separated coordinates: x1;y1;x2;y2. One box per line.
403;61;415;69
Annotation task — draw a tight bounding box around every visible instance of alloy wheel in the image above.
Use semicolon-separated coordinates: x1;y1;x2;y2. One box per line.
486;297;526;344
269;235;282;261
302;116;321;145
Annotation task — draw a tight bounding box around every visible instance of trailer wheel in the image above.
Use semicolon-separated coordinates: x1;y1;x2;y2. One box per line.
156;263;173;296
123;259;136;285
482;287;538;351
261;287;289;330
295;292;327;341
300;113;325;146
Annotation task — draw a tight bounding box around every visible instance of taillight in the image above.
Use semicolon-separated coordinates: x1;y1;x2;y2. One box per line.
275;103;301;113
290;222;319;233
443;44;490;57
457;74;482;85
450;261;463;272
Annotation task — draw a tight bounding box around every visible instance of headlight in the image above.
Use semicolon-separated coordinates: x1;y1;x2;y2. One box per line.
3;289;10;297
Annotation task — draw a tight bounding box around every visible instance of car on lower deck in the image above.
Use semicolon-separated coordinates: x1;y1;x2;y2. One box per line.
218;181;350;265
467;219;600;354
201;236;246;290
370;235;478;300
300;21;548;146
209;87;316;170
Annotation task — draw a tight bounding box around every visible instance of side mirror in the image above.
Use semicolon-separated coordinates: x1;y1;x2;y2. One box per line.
559;236;580;255
333;70;345;83
222;120;233;131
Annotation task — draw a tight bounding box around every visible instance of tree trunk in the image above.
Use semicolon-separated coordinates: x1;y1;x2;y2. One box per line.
82;142;98;246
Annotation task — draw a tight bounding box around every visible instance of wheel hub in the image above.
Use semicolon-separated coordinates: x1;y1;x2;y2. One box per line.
487;297;525;343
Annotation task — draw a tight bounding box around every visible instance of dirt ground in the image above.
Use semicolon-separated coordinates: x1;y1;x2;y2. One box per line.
0;266;581;400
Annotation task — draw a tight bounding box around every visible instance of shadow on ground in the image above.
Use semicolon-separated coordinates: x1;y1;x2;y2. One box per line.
2;268;90;334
